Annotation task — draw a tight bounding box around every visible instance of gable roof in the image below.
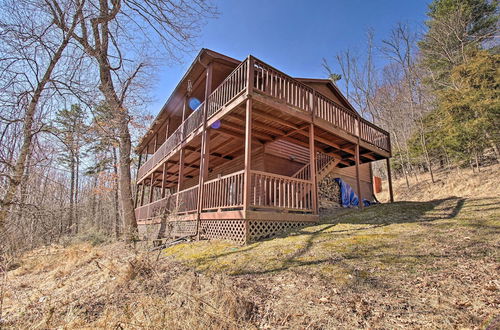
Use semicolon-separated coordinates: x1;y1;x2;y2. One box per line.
294;78;358;115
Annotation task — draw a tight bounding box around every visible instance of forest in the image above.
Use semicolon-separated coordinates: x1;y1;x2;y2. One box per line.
0;0;498;257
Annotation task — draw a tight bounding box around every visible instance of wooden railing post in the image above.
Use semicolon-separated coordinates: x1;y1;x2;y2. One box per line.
195;62;213;239
148;172;155;204
134;153;143;208
161;162;167;198
246;56;254;97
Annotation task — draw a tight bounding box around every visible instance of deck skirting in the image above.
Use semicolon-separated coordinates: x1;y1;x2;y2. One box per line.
137;211;319;244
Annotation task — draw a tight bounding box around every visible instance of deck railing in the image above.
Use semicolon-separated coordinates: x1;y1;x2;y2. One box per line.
136;169;319;221
202;170;244;210
251;58;389;151
250;170;313;212
359;119;390;151
176;185;199;213
138;56;391;182
135;195;173;221
137;60;249;181
253;60;314;112
207;60;248;119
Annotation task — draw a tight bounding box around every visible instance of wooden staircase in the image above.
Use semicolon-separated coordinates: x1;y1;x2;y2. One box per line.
291;152;340;181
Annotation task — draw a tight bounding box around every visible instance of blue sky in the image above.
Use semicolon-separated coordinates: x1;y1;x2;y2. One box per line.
147;0;429;115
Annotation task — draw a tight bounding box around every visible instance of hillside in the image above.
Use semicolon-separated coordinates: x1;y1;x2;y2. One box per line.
2;165;499;329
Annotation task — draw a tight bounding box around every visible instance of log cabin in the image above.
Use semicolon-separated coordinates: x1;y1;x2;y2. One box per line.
134;49;394;244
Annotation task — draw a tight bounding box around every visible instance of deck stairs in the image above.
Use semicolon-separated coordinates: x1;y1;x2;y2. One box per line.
291;152;340;182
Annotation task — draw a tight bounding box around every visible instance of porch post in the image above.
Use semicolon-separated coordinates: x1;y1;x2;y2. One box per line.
177;95;188;206
134;153;143;208
355;143;363;209
140;182;146;207
243;56;254;244
195;62;213;239
243;98;253;212
161;162;167;198
148;172;155;204
165;117;170;141
386;158;394;203
309;124;318;214
355;116;363;208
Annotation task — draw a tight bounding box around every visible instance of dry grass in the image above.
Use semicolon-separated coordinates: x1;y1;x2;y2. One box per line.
2;165;499;328
377;163;500;202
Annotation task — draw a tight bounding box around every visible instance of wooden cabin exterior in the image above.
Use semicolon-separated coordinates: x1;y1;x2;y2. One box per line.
134;49;394;244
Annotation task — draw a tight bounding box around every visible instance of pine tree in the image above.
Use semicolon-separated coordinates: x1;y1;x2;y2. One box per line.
419;0;498;86
53;104;88;234
412;50;500;169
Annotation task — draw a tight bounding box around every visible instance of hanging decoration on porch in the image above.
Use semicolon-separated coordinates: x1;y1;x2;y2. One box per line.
189;97;201;110
211;120;221;129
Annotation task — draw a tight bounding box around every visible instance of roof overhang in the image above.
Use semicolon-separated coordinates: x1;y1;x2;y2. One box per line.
294;77;358;115
136;49;240;152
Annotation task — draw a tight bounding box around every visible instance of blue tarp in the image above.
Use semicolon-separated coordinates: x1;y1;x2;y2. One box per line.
334;178;371;208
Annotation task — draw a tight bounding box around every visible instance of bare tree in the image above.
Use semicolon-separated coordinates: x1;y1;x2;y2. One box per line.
381;22;435;183
0;0;84;234
47;0;217;242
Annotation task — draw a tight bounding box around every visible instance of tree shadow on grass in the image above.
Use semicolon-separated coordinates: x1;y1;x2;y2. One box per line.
183;197;498;277
323;197;467;226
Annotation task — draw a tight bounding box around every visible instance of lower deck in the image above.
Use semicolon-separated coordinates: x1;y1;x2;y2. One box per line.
138;210;318;244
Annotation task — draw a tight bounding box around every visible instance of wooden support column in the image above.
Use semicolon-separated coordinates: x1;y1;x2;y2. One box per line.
310;91;318;214
177;95;188;204
153;133;158;152
243;56;255;244
195;62;213;239
386;158;394;203
148;173;155;204
161;162;167;198
309;123;318;214
135;183;142;208
243;98;253;211
355;117;363;209
165;117;170;141
134;153;143;208
140;183;146;207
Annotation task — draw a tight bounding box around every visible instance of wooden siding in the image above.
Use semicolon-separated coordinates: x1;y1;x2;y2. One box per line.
329;163;373;199
264;140;309;164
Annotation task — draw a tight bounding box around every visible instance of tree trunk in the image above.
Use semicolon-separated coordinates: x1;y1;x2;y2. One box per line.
75;151;80;234
97;69;138;242
0;15;77;235
90;175;97;227
112;147;121;239
68;154;75;234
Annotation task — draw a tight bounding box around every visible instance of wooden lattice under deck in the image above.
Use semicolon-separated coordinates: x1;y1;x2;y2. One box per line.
201;220;246;243
248;220;310;241
163;218;311;244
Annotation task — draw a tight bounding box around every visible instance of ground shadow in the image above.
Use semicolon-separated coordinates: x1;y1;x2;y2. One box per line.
322;197;467;226
171;197;499;277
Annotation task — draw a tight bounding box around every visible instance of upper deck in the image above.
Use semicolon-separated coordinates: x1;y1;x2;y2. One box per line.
136;55;391;185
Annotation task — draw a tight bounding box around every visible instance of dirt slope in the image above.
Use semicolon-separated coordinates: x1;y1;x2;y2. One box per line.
2;166;499;329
